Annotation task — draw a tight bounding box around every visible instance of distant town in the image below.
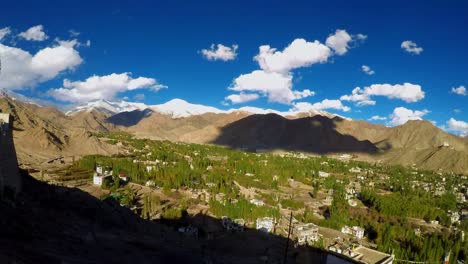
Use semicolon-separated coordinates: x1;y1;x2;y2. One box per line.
33;132;467;264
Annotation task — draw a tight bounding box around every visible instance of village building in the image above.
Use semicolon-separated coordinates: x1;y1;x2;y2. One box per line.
349;167;361;173
449;211;460;224
118;173;128;182
294;223;320;245
250;198;265;206
145;180;156;187
93;173;112;186
348;199;358;207
319;171;330;178
256;217;274;233
341;226;365;239
414;228;421;237
92;165;113;186
146;166;153;172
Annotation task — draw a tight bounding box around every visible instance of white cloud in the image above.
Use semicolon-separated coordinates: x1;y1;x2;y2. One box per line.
355;34;367;40
451;85;466;96
19;25;48;41
201;44;238;61
447;118;468;137
325;30;367;55
389;107;429;126
340;87;376;106
254;38;331;74
361;65;375;75
0;40;83;90
0;27;11;41
225;92;260;104
291;99;350;112
229;30;360;105
364;83;425;102
325;29;352;55
341;83;424;106
229;70;314;104
401;40;423;55
369;115;387;121
48;73;167;103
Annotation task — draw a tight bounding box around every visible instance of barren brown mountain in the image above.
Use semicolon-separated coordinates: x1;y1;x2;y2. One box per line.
2;95;467;174
0;96;119;166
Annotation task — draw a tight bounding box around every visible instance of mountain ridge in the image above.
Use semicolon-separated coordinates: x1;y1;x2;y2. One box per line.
1;94;467;174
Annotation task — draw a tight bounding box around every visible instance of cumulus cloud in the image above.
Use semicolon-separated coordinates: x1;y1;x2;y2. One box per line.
325;30;367;55
368;115;387;121
447;118;468;137
201;44;238;61
255;38;331;74
48;73;167;103
401;40;423;55
0;27;11;41
451;85;466;96
19;25;48;41
361;65;375;75
389;107;429;126
0;40;83;90
229;30;362;105
224;92;260;104
291;99;350;112
341;83;424;106
340;87;376;106
229;70;314;104
325;29;352;55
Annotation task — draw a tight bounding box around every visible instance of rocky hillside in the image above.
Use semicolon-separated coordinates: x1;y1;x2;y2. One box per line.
0;95;118;165
2;94;467;174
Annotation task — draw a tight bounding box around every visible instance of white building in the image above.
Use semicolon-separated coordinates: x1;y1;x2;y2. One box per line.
96;166;103;175
250;198;265;206
295;223;320;245
348;199;358;207
341;225;365;239
449;211;460;224
93;166;112;186
318;171;330;178
93;173;112;186
349;167;361;173
145;180;156;187
256;217;274;233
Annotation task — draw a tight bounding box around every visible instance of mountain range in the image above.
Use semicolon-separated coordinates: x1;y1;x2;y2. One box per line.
1;93;467;174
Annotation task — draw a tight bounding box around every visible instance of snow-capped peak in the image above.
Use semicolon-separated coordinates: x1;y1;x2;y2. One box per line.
150;98;224;118
67;99;149;116
64;97;349;120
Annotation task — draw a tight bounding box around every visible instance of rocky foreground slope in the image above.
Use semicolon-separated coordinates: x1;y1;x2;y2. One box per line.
0;171;328;264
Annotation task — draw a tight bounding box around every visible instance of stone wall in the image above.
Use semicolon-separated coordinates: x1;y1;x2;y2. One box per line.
0;113;21;199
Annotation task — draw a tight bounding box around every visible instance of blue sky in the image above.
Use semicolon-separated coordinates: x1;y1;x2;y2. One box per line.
0;0;467;134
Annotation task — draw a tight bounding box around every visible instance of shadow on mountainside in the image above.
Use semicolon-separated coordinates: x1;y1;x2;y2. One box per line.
212;113;383;155
105;109;153;127
0;171;359;264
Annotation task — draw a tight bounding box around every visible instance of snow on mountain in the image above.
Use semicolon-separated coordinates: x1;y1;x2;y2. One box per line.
67;99;149;115
150;98;224;118
65;97;348;119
